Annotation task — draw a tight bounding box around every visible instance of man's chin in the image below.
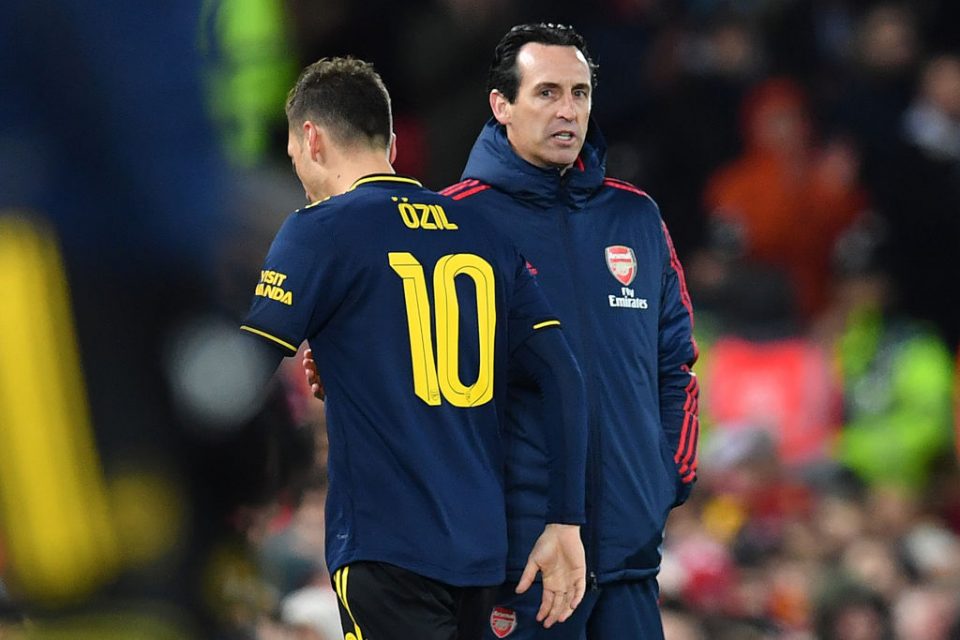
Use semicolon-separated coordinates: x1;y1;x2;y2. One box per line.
544;145;582;167
547;154;580;171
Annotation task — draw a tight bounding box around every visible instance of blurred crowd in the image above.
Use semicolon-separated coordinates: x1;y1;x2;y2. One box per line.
2;0;959;638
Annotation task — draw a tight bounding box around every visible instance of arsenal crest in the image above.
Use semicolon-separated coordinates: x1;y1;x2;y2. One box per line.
490;606;517;638
605;245;637;286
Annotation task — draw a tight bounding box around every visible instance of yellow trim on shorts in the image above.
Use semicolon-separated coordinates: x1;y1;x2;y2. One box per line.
334;566;365;640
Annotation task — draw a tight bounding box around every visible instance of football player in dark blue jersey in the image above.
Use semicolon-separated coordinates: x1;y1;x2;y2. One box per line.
307;25;700;640
240;57;589;640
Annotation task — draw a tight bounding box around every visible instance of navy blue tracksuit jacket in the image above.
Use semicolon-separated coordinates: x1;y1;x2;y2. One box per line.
443;119;699;584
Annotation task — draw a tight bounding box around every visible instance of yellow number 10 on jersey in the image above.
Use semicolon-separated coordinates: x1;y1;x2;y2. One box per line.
389;252;496;407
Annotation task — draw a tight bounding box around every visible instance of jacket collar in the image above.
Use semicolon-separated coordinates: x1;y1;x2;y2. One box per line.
461;118;607;210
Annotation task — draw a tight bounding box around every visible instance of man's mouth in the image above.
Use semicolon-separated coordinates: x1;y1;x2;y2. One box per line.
552;131;576;142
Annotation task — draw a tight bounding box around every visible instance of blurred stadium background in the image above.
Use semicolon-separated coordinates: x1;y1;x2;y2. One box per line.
1;0;959;638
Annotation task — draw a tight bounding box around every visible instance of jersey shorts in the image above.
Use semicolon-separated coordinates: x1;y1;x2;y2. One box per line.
333;561;498;640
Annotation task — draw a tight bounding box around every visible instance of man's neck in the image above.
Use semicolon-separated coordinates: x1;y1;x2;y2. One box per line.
318;155;395;200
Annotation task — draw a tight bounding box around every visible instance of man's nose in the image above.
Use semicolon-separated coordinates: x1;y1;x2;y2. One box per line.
556;93;576;120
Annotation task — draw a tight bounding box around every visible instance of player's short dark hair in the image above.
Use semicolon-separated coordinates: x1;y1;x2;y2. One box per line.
286;57;392;151
487;23;599;103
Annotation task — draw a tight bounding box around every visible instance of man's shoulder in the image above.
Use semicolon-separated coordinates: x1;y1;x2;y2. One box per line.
289;195;340;220
599;177;652;201
439;178;494;201
287;185;399;228
276;198;337;237
436;179;508;225
595;177;662;218
269;195;367;255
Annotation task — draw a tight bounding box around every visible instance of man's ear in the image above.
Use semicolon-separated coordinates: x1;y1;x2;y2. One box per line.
303;120;326;163
489;90;512;125
389;132;397;164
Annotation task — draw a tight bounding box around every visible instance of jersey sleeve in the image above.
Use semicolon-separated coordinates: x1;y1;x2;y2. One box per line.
511;329;587;523
504;249;586;522
506;251;563;352
241;213;335;355
658;219;700;506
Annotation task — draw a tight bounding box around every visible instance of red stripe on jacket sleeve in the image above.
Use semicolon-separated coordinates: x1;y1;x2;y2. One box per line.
662;220;698;360
675;368;700;483
663;216;699;484
451;184;491;200
603;177;648;197
439;179;478;197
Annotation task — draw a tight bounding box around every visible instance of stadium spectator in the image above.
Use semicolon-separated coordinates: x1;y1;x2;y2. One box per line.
827;246;955;492
704;76;868;319
876;53;960;348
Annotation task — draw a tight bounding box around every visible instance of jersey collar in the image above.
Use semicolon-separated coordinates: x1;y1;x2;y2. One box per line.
348;174;423;191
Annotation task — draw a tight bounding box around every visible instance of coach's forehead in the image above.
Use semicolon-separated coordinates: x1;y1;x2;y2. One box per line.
516;43;591;88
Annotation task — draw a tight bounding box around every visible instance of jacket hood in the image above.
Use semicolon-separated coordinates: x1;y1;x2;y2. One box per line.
461;117;607;210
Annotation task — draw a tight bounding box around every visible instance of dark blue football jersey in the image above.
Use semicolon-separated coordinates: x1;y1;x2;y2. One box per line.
242;174;563;586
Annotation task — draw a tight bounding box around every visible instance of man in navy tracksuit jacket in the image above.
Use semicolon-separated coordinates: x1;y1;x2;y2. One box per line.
441;24;700;639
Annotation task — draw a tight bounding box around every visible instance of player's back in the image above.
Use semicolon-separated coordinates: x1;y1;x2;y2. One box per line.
242;174;555;587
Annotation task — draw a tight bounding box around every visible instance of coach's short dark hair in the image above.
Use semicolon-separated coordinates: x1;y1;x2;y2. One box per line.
286;57;392;151
487;23;599;103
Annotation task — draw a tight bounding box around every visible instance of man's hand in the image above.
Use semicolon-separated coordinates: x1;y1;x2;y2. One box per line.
516;523;586;628
302;348;325;400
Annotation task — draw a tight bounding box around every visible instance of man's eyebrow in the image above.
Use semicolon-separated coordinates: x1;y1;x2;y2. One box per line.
532;81;591;92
